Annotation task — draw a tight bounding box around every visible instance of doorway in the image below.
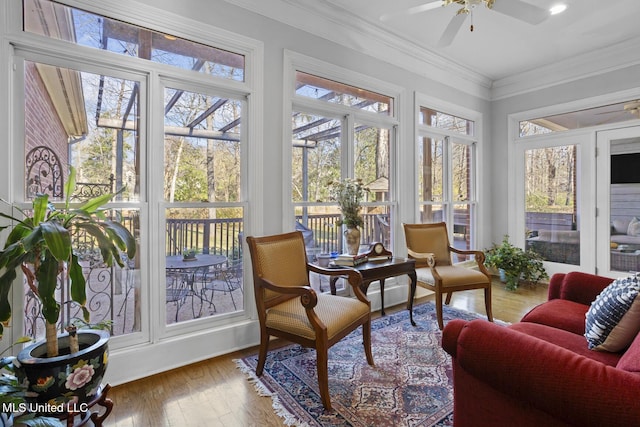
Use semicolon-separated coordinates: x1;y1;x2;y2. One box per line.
596;126;640;276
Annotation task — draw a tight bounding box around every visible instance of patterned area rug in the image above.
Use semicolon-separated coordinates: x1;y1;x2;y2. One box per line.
235;302;487;426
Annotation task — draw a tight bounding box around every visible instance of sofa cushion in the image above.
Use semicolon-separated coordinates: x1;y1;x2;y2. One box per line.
612;218;631;235
585;274;640;352
521;299;588;335
509;322;622;366
628;217;640;236
617;329;640;373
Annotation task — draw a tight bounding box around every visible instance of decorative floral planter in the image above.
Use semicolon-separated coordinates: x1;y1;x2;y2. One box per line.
14;330;109;410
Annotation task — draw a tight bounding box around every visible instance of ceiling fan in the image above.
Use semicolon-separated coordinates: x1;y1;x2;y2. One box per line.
380;0;549;47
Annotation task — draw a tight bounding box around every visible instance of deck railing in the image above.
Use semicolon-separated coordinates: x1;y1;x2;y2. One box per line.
164;213;389;257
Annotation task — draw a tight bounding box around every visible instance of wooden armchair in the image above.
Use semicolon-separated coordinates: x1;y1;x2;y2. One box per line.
245;231;374;410
403;222;493;330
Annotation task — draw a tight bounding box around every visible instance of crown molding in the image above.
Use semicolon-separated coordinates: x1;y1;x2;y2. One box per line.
491;36;640;101
224;0;492;100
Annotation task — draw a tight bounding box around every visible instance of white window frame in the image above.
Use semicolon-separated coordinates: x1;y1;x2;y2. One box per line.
414;93;483;248
283;50;402;247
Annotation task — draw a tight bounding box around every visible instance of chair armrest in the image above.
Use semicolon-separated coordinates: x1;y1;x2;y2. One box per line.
307;264;369;304
261;278;318;308
407;249;435;267
444;319;640;427
448;248;490;276
449;247;486;263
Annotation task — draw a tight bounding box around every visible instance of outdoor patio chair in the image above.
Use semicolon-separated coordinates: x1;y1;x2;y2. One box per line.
200;259;243;311
246;231;374;410
403;222;493;330
165;271;191;322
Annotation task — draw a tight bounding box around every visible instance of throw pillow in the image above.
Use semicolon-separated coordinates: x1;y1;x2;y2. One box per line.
613;218;630;234
585;274;640;352
628;217;640;237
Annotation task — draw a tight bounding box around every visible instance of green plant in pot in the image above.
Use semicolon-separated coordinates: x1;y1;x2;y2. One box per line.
0;166;136;414
484;235;548;291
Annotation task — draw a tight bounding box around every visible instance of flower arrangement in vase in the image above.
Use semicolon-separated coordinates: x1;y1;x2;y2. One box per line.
328;178;369;255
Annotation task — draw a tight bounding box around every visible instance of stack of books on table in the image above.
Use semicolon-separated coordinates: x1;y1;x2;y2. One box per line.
332;253;368;266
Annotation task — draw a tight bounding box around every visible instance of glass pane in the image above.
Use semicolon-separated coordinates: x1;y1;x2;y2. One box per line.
419;107;474;136
164;87;242;203
23;0;244;81
23;208;141;339
355;124;390;202
24;62;140;202
452;142;471;202
291;112;341;202
354;124;391;249
524;146;580;265
609;140;640;272
165;207;244;325
420;204;444;223
295;71;391;115
418;136;443;203
452;203;472;255
519;99;640;137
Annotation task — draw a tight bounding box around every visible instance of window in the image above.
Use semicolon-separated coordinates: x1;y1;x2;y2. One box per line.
290;67;397;279
519;99;640;137
295;71;391;115
163;86;245;325
18;0;250;345
419;107;474;135
24;0;244;81
22;60;142;339
523;145;579;265
417;105;478;257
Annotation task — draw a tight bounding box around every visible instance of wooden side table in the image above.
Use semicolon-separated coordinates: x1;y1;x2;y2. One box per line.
329;257;418;326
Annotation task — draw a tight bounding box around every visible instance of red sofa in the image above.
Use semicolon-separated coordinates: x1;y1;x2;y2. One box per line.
442;271;640;427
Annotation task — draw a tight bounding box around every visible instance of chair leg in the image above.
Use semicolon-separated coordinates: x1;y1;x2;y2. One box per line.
316;345;331;410
484;286;493;322
226;280;238;310
435;291;445;330
362;320;374;366
256;332;270;376
444;292;452;305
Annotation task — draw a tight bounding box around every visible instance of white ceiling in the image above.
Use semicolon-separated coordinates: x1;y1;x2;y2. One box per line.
323;0;640;81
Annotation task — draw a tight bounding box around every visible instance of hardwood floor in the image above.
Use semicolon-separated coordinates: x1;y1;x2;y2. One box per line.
106;278;548;427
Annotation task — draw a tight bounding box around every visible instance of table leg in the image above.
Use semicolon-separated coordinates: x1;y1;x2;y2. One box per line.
329;277;338;295
407;271;417;326
379;279;386;316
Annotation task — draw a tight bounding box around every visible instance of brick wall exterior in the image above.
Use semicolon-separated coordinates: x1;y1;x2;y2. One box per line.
24;61;69;199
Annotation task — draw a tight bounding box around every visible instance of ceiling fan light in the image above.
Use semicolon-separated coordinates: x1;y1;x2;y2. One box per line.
549;4;567;15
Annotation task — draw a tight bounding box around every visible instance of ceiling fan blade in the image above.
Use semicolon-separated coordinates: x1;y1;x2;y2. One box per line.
437;13;467;47
380;1;442;22
492;0;548;25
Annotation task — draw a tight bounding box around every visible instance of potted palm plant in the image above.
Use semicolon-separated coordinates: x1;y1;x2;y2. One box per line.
0;166;136;412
